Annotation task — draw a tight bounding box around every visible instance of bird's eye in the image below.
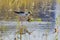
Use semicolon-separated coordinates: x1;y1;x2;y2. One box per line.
28;12;30;14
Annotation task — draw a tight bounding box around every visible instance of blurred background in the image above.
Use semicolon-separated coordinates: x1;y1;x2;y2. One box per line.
0;0;60;40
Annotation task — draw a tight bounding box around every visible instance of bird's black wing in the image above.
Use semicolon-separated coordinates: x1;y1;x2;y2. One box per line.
14;11;24;14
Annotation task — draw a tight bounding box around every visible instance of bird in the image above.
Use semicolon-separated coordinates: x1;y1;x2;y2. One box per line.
14;11;32;22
